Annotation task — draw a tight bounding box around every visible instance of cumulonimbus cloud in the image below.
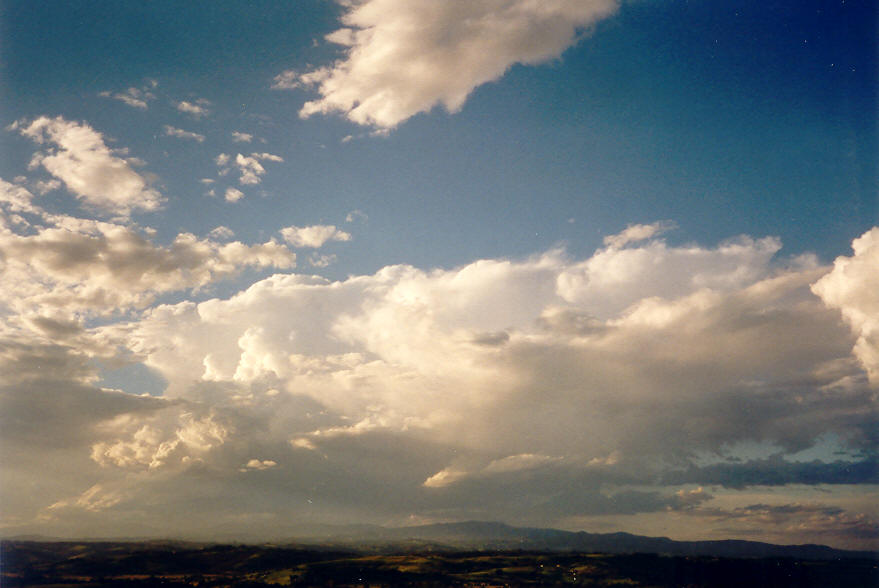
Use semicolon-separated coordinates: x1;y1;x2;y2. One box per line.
280;0;620;128
4;210;877;544
812;227;879;385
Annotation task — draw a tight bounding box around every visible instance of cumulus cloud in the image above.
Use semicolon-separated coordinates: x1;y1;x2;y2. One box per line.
231;131;253;143
163;125;205;142
241;458;278;471
0;177;42;216
12;116;164;217
176;99;211;118
235;155;266;185
280;224;351;248
6;220;878;546
91;412;229;470
0;183;296;316
125;230;875;470
287;0;619;128
209;226;235;240
216;152;284;185
812;228;879;385
32;178;62;195
225;187;245;202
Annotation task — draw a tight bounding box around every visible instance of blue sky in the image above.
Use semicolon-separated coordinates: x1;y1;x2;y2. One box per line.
1;0;877;548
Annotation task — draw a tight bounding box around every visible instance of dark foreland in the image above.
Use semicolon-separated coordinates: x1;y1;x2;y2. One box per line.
3;522;877;587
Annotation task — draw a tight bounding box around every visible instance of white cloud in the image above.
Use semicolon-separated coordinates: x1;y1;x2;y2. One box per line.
13;116;164;217
483;453;562;474
236;154;265;185
209;226;235;240
251;152;283;162
176;99;211;118
309;253;337;267
280;224;351;248
5;219;876;546
91;412;229;470
217;152;284;185
241;458;277;471
163;125;205;142
0;187;296;316
423;453;562;487
225;187;245;202
346;209;368;223
423;467;469;488
125;230;873;470
47;484;127;512
0;178;41;216
603;221;676;249
812;228;879;385
231;131;253;143
272;70;301;90
33;178;62;195
290;0;620;128
99;84;156;109
556;235;784;319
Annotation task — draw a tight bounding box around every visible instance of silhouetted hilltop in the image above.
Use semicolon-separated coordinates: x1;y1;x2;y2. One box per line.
284;520;876;560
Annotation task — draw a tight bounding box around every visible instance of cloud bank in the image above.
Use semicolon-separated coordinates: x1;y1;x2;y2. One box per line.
3;169;876;546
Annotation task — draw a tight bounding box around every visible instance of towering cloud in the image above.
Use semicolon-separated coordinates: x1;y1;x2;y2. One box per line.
2;217;876;545
812;228;879;385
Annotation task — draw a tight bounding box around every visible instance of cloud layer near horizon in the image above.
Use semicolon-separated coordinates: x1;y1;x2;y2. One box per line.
3;201;876;545
278;0;619;128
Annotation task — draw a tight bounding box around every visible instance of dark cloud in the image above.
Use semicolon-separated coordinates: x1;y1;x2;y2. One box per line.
663;455;879;489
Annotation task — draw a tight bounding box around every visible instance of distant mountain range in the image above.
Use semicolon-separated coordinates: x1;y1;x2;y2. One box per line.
8;521;876;561
282;520;877;561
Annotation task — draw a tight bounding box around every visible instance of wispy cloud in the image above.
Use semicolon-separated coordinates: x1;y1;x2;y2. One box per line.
99;80;157;109
176;99;211;118
163;125;205;142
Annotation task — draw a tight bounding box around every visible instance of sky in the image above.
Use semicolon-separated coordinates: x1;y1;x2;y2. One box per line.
0;0;877;549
